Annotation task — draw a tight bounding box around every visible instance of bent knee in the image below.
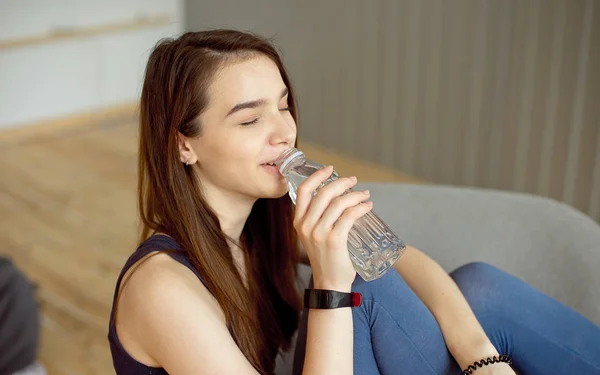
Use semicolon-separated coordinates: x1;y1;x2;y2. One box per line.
450;262;508;313
451;261;502;281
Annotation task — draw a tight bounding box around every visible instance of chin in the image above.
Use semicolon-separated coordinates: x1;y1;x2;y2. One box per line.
261;182;290;200
274;188;290;199
273;186;290;199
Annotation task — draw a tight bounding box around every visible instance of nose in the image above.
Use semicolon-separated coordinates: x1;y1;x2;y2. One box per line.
269;113;296;146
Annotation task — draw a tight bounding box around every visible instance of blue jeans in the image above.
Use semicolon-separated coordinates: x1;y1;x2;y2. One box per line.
293;262;600;374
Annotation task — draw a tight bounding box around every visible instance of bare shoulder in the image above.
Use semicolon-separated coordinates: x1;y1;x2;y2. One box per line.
115;252;258;374
117;252;224;323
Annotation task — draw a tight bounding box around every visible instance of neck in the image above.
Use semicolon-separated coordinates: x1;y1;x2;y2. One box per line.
202;184;257;246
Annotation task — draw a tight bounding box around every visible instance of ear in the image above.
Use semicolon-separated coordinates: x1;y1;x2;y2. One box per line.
177;132;198;165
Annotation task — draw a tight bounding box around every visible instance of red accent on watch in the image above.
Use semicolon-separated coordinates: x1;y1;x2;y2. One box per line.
351;292;362;307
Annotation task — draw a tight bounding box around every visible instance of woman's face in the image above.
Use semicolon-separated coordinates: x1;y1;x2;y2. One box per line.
181;55;297;201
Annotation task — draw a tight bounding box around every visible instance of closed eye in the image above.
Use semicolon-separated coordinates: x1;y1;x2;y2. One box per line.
241;118;259;126
241;107;291;126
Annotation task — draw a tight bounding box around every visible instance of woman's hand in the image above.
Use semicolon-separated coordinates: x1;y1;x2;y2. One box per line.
293;165;373;292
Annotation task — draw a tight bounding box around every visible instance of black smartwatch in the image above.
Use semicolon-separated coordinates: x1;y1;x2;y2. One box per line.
304;289;362;309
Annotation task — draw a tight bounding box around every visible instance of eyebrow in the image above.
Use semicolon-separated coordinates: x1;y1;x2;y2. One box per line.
226;87;289;117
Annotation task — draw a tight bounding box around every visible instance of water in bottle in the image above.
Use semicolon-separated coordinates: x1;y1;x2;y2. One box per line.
275;148;406;281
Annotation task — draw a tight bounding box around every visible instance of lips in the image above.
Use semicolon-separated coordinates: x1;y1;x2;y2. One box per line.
261;163;282;176
260;149;290;167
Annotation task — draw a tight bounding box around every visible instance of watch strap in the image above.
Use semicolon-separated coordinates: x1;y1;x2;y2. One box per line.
304;289;362;309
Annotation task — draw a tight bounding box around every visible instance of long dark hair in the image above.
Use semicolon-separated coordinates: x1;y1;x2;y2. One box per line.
137;30;301;374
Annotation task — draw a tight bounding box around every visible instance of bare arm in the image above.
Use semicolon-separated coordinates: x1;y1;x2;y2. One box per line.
117;252;353;375
303;304;353;374
117;254;260;375
393;246;514;373
297;226;354;375
297;239;353;374
294;168;373;375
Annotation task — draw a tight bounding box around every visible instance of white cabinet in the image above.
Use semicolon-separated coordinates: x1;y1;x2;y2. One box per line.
0;0;183;129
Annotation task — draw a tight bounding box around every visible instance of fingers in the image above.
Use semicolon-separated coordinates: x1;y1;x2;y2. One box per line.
300;176;358;230
294;165;334;221
314;189;371;233
329;201;374;243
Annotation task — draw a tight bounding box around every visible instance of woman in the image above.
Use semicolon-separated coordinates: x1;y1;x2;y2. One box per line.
107;30;600;375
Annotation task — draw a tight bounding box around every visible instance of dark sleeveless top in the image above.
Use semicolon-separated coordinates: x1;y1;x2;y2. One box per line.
107;234;208;374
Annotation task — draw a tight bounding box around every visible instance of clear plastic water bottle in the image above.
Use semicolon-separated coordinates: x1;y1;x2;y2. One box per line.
275;148;406;281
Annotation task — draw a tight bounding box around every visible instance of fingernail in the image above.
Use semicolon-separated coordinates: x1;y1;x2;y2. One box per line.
351;176;357;181
363;190;370;195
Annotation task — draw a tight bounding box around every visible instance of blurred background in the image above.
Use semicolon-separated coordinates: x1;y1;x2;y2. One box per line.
0;0;598;374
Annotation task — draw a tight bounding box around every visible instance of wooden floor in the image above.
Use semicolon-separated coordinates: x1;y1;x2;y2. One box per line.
0;116;422;375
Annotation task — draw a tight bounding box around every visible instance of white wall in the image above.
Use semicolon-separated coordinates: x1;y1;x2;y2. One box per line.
0;0;184;129
184;0;600;222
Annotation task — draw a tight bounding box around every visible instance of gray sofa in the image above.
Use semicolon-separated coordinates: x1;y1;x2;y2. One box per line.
275;183;600;375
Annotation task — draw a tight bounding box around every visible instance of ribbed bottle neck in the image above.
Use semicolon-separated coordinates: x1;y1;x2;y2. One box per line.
276;147;305;174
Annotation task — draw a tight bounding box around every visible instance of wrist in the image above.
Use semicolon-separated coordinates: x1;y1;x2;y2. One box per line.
451;337;500;369
304;288;362;310
460;356;514;375
312;281;352;293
